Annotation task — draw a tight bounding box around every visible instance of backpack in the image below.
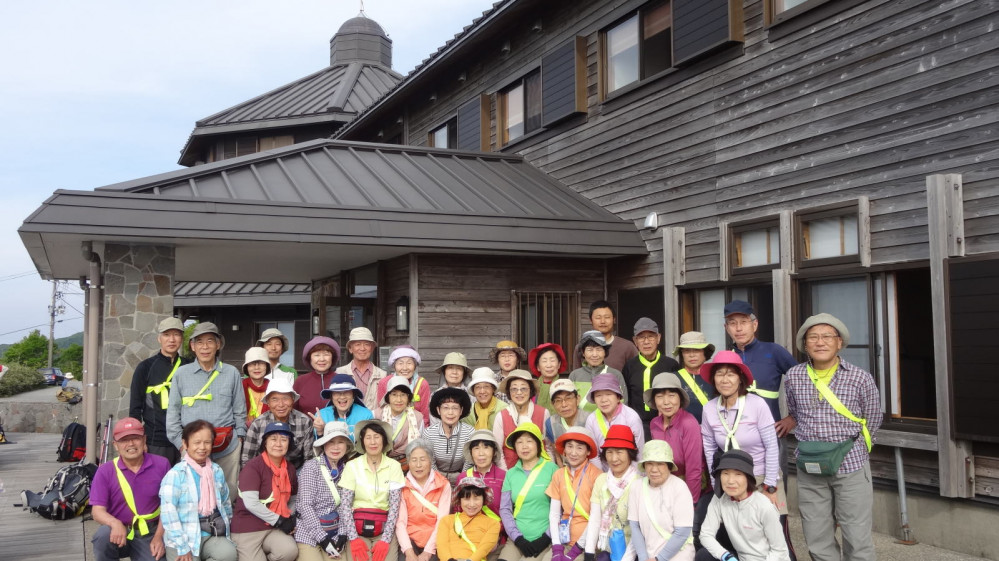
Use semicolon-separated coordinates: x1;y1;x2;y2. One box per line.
18;462;98;520
57;387;83;405
58;421;86;462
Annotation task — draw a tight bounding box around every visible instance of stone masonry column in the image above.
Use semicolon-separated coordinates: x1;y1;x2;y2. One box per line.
101;244;175;423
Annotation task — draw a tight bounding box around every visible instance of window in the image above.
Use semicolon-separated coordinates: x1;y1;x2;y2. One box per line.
256;321;295;368
679;285;775;351
802;214;858;260
515;291;579;353
732;223;780;271
500;69;542;144
429;118;457;149
603;1;672;95
771;0;810;13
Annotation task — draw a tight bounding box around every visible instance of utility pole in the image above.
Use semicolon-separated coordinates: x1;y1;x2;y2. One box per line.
47;280;65;368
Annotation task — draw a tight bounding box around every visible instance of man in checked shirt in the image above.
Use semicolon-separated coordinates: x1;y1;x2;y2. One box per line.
786;313;883;561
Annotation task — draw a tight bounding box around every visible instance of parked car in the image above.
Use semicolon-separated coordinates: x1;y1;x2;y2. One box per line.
37;367;65;386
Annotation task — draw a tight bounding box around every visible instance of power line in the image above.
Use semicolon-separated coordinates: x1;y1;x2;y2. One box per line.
0;271;39;283
0;317;82;338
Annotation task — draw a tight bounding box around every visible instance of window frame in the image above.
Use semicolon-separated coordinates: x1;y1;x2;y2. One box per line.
498;68;542;146
794;201;866;269
729;218;782;277
428;117;458;149
512;290;580;353
600;0;673;100
678;284;776;350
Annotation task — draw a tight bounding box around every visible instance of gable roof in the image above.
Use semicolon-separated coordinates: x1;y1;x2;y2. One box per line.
21;139;645;282
178;61;402;166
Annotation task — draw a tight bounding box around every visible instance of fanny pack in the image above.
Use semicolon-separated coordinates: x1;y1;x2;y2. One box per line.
354;508;388;537
796;438;856;476
199;510;226;537
319;510;340;539
212;426;234;453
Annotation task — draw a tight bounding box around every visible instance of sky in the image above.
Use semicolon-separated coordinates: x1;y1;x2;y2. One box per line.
0;0;496;344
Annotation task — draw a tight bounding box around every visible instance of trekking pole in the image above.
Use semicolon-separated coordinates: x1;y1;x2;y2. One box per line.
99;415;112;464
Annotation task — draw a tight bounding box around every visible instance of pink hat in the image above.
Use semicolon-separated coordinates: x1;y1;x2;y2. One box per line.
113;417;145;441
702;350;754;386
585;373;624;402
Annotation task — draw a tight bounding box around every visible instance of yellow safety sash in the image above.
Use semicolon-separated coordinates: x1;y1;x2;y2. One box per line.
146;357;181;409
513;459;548;517
409;484;439;514
182;366;221;406
563;465;589;520
806;365;872;451
676;369;708;406
577;367;607;411
593;408;614;438
454;514;477;553
746;381;779;400
391;410;409;441
638;353;660;411
410;375;423;403
643;479;693;545
464;469;501;521
716;397;745;452
317;457;342;505
113;458;160;539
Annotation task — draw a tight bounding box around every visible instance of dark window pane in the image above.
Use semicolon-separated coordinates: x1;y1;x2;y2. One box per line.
525;70;542;134
642;2;672;78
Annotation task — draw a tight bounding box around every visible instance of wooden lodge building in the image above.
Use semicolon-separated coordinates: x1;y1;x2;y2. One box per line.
18;0;999;554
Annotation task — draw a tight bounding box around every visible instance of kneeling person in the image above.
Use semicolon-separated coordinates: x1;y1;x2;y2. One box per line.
91;417;171;561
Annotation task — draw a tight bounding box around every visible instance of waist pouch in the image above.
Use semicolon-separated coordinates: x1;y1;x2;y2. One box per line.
354;508;388;537
796;439;855;476
319;510;340;539
199;510;226;537
212;426;234;454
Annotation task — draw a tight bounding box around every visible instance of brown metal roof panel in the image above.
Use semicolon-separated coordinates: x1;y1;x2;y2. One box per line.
199;66;347;125
304;148;381;206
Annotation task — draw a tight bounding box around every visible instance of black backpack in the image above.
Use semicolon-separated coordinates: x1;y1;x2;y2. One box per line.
18;461;98;520
58;421;86;462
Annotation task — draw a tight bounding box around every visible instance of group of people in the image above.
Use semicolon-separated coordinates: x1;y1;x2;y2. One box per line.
99;299;881;561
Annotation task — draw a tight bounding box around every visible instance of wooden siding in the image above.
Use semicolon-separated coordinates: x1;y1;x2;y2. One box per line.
414;254;605;371
380;255;411;350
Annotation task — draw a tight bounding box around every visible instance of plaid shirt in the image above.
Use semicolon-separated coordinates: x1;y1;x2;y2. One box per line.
158;461;233;557
786;359;883;474
240;409;316;469
166;361;247;453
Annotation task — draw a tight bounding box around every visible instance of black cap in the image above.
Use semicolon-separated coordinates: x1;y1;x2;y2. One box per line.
712;449;755;478
723;300;754;317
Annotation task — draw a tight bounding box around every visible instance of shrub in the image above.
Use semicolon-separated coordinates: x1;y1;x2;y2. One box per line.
0;363;46;397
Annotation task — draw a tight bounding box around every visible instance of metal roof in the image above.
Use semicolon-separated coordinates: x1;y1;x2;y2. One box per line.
174;281;310;307
21;139;645;282
178;61;401;165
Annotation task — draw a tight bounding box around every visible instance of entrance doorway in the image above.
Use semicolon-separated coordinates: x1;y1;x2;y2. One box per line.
325;298;375;368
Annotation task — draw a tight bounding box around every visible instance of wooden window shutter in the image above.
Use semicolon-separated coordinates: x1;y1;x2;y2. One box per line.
672;0;744;66
457;94;490;151
541;36;587;127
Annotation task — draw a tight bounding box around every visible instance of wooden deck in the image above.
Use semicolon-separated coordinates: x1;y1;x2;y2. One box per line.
0;432;89;561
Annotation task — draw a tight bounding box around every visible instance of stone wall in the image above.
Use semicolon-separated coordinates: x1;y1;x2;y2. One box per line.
101;244;175;422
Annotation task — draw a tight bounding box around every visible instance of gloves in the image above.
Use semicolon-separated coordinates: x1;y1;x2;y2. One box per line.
333;535;348;553
551;544;566;561
515;536;535;557
583;554;596;561
318;537;336;556
721;553;737;561
372;540;390;561
350;538;370;561
566;544;583;560
273;515;296;534
531;534;552;554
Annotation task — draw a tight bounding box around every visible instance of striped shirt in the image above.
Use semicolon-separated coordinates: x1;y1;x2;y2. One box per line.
166;361;246;455
786;359;883;474
420;421;473;475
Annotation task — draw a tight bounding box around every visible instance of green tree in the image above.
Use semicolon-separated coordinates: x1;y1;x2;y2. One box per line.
56;343;84;377
1;330;50;369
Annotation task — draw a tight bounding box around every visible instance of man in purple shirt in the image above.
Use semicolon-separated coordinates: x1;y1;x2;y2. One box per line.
90;417;171;561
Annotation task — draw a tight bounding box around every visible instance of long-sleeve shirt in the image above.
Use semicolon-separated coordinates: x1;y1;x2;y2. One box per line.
436;512;501;561
166;361;246;456
337;455;405;542
230;454;298;533
336;361;388;411
627;476;694;561
621;352;681;427
700;492;790;561
421;422;473;476
786;359;883;474
397;471;451;553
584;471;639;561
293;370;336;416
500;459;558;541
585;404;646;459
650;408;706;502
159;461;232;557
731;339;797;422
376;374;432;425
241;409;315;469
701;394;779;487
295;456;346;547
569;364;628;411
457;465;506;516
129;352;189;447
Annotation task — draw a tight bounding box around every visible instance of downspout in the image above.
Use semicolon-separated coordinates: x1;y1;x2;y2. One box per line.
82;242;102;464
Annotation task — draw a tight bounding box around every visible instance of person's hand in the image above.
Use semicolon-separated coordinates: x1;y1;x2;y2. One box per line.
177;553;193;561
273;515;296;534
531;534;552;552
372;540;390;561
150;534;166;559
350;539;370;561
404;548;419;561
108;519;128;547
515;536;535;557
761;486;780;509
416;550;433;561
774;415;797;437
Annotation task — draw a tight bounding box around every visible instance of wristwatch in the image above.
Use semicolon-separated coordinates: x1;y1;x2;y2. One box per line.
762;484;778;493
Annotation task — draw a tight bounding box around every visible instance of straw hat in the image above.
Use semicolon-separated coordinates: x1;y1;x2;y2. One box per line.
643;372;690;410
353;419;393;455
672;331;716;359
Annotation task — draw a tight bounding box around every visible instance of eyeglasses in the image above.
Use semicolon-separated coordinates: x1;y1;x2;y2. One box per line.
508;386;531;394
191;338;218;348
805;333;840;344
438;405;462;413
725;319;755;328
552;396;577;406
635;334;658;342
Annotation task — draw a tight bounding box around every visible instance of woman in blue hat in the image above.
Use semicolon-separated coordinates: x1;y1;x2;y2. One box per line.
316;373;374;440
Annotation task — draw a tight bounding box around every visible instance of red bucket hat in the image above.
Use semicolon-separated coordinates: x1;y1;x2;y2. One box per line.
600;424;637;451
528;342;567;378
701;350;754;386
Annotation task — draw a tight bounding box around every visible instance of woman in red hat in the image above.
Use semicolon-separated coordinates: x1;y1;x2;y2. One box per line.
529;343;568;415
584;424;640;561
546;427;603;561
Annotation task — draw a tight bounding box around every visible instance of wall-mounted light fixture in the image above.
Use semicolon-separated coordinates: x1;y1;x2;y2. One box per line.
643;211;659;232
500;41;511;54
458;72;467;83
429;92;437;103
396;296;410;333
312;309;320;335
532;20;542;32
